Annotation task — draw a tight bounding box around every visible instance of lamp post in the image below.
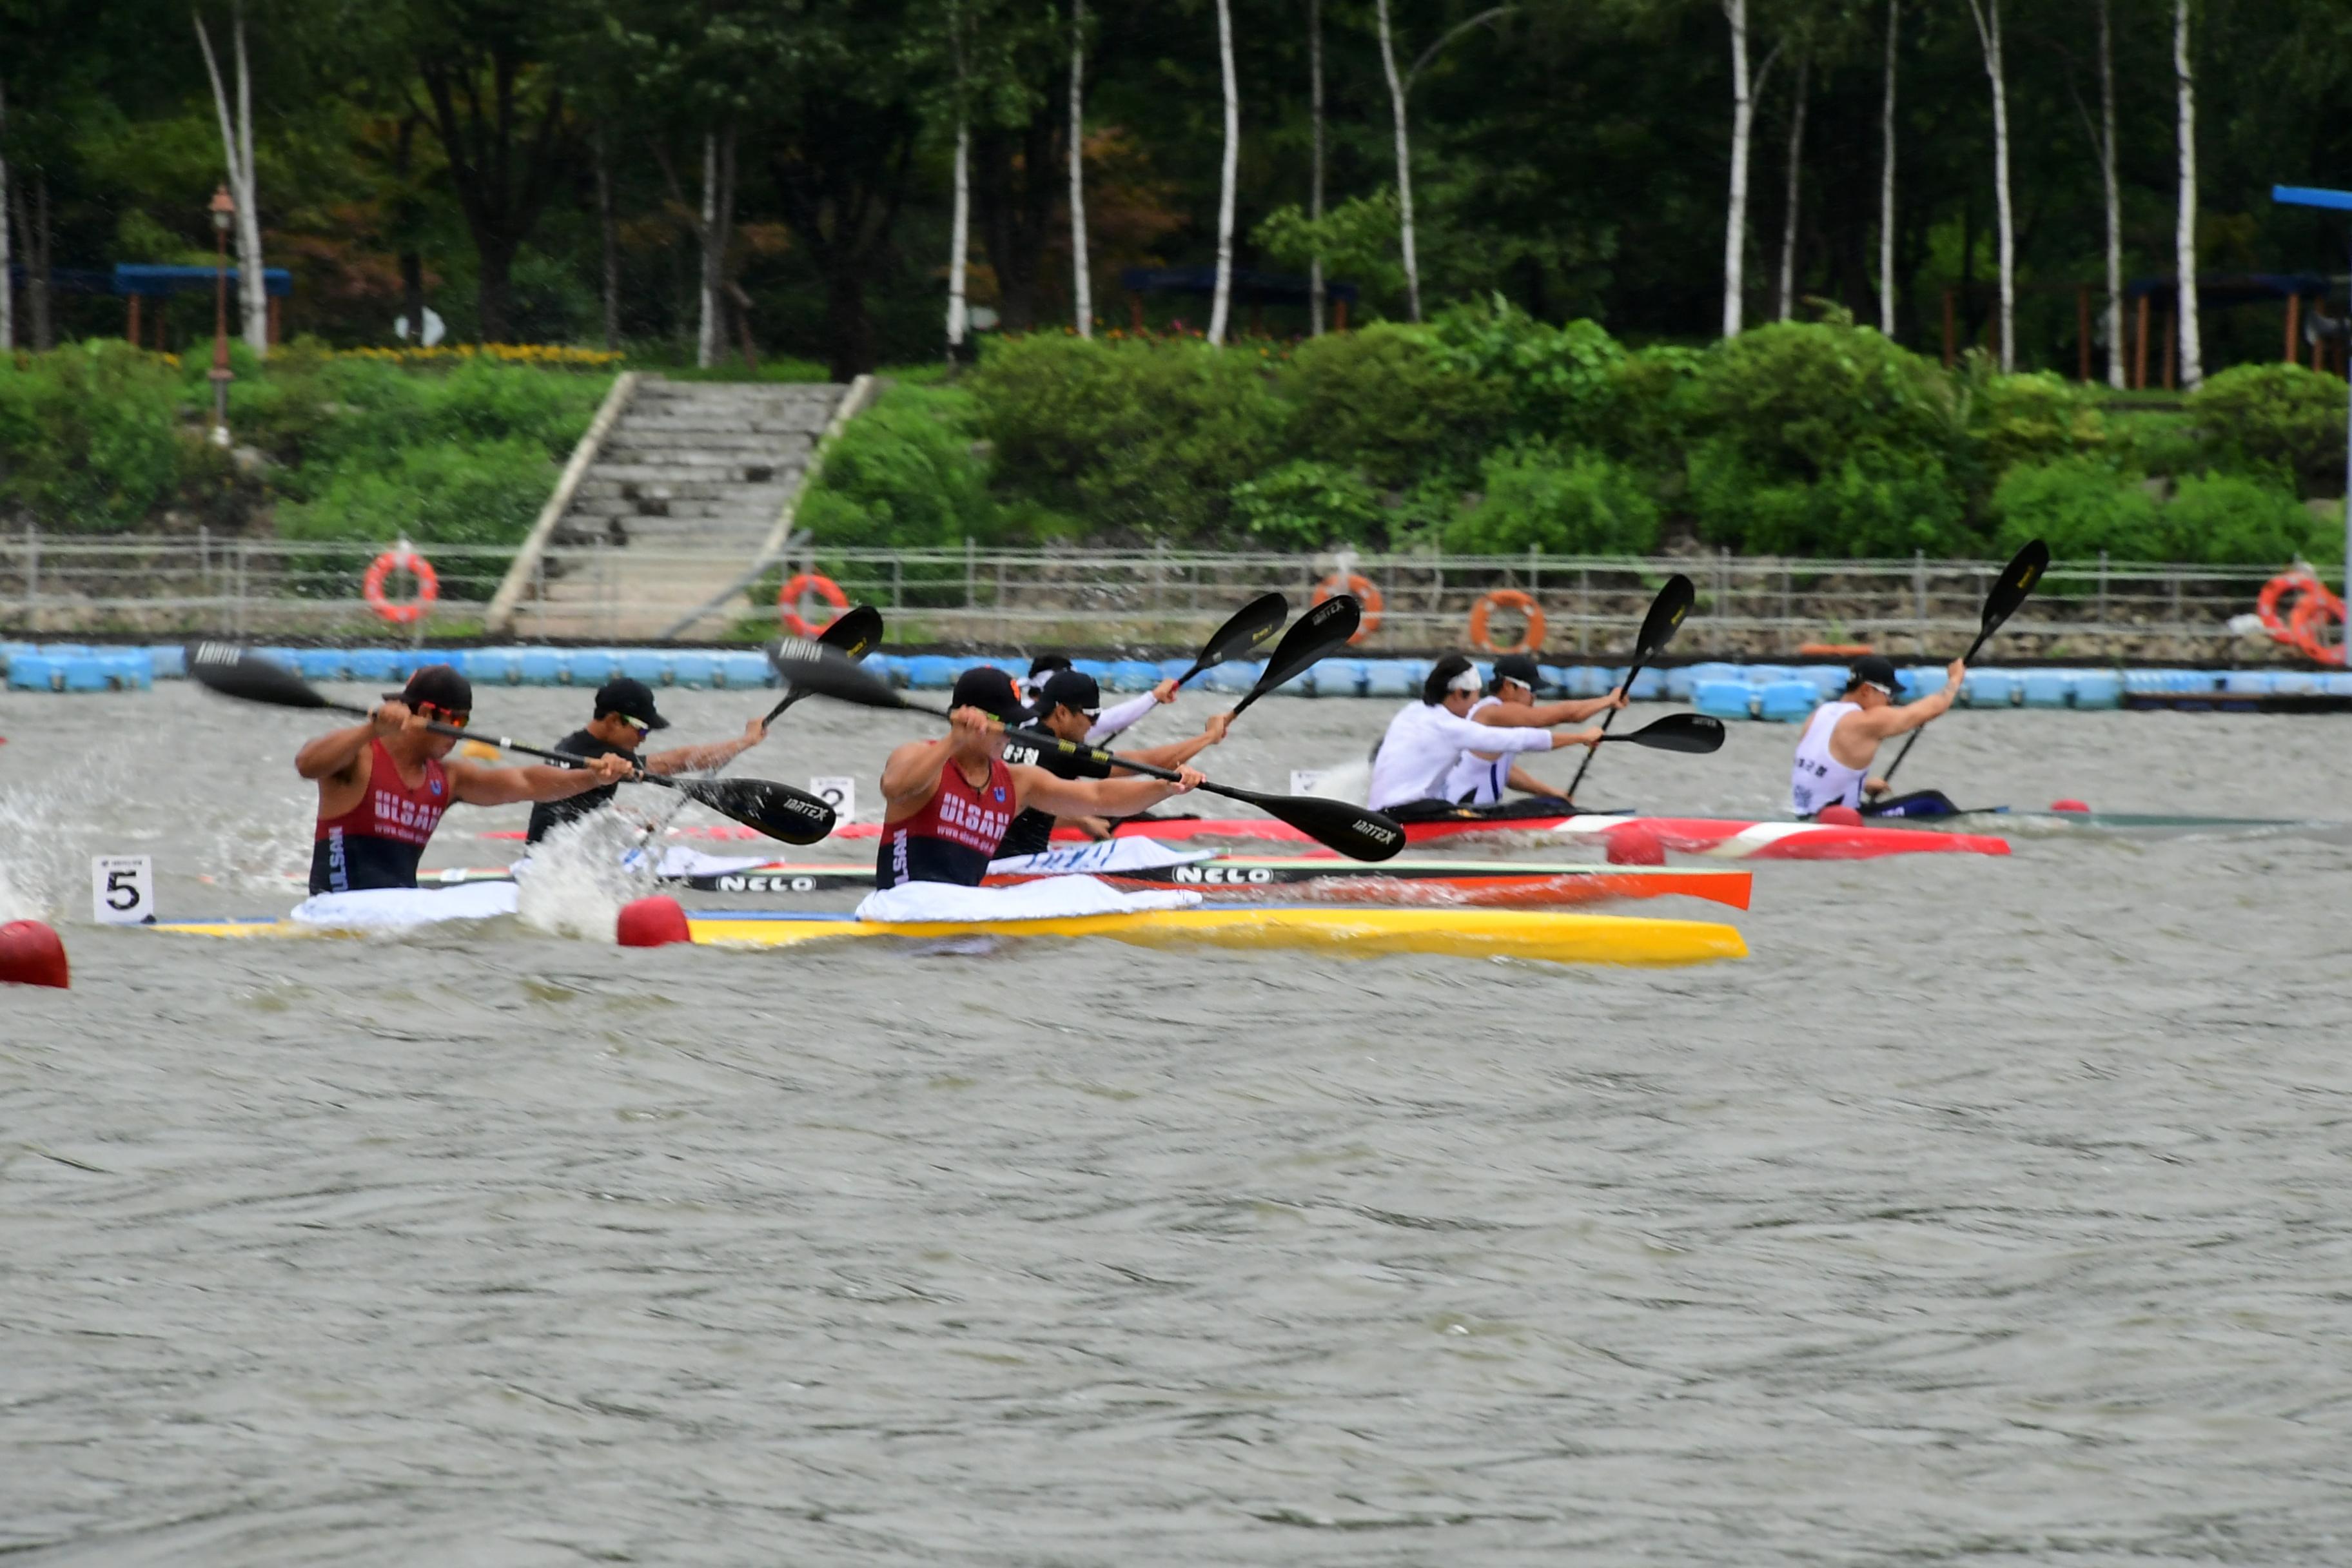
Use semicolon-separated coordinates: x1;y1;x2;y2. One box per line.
208;184;236;447
2272;184;2352;663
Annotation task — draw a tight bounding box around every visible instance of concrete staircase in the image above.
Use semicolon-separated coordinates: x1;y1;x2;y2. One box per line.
489;375;865;640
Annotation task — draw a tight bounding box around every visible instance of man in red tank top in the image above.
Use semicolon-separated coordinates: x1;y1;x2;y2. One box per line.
298;665;634;894
875;667;1205;890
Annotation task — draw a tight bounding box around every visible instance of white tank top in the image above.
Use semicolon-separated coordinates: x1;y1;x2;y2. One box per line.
1438;696;1510;805
1790;700;1867;816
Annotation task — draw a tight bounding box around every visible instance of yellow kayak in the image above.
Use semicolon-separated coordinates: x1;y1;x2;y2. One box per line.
157;904;1745;967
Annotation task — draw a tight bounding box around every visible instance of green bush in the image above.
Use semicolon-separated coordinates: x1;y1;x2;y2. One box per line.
2189;363;2347;491
276;437;558;551
1690;322;1957;485
1605;344;1705;477
799;384;1005;548
2162;472;2329;565
1445;447;1659;555
1992;457;2164;560
971;333;1289;536
1429;297;1624;446
1284;322;1506;489
1230;459;1387;549
0;341;188;529
1692;446;1974;558
1968;371;2106;472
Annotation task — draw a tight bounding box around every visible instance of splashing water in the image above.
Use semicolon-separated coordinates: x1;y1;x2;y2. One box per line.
511;808;655;943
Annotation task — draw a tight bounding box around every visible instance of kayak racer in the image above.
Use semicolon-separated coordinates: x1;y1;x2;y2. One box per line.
1368;654;1603;821
299;665;632;895
1021;653;1179;743
1439;651;1627;810
1790;654;1965;818
997;666;1233;856
873;667;1204;897
524;676;767;846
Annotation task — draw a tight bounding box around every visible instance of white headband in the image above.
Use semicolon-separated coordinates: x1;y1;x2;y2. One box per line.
1447;666;1484;694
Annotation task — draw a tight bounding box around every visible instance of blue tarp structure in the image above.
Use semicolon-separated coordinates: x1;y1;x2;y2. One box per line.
114;264;293;297
2123;272;2329;307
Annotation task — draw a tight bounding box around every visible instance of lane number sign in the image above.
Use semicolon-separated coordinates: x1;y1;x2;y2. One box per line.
809;776;858;824
91;855;156;925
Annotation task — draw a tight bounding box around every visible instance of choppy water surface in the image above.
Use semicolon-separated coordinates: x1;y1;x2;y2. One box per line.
5;685;2351;1565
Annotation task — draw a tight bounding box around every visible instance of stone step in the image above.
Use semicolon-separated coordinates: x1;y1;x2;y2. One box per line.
575;471;801;498
565;495;789;524
593;447;812;472
602;427;821;449
579;463;805;487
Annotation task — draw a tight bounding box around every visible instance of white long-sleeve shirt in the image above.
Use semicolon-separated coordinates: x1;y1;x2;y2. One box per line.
1084;691;1161;745
1367;701;1556;810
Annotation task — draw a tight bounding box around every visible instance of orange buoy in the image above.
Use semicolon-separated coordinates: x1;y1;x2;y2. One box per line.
1605;825;1666;865
778;573;850;637
0;919;70;988
617;896;692;948
362;543;440;625
1816;804;1865;827
1467;589;1546;654
1311;573;1382;642
2051;799;2091;813
2288;581;2346;666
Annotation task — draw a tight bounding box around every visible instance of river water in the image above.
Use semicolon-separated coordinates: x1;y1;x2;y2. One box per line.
5;684;2351;1565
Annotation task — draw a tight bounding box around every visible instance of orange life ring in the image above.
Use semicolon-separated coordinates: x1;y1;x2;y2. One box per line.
2289;581;2346;665
1312;573;1382;642
2256;569;2313;644
362;545;438;625
1467;588;1546;654
778;572;850;636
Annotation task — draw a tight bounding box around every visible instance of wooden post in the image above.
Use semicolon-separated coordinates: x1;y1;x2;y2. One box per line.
1941;288;1956;368
2285;291;2302;362
127;294;141;344
2133;294;2151;389
1128;292;1144;332
268;296;281;346
2162;308;2177;390
2077;286;2092;382
1333;298;1349;331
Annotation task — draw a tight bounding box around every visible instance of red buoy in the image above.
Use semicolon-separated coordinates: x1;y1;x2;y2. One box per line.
616;896;692;948
1816;804;1865;827
1605;825;1667;865
0;919;70;988
2050;799;2091;814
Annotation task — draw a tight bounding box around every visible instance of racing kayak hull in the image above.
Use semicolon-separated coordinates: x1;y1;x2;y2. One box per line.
155;904;1747;967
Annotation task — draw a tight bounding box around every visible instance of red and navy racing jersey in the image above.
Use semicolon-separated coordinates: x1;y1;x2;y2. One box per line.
874;754;1017;888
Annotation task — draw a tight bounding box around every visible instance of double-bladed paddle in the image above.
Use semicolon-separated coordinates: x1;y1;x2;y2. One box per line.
1879;538;2048;787
1563;573;1696;800
766;638;1405;862
1165;591;1289;689
1596;712;1725;753
188;643;836;846
763;602;884;725
1226;593;1360;721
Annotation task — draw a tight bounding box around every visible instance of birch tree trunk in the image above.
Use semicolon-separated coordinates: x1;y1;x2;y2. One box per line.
697;133;720;367
2096;0;2123;387
1375;0;1421;323
1208;0;1239;344
1964;0;2014;371
1308;0;1326;336
1721;0;1759;338
1878;0;1897;337
0;78;12;353
1068;0;1092;337
1777;52;1808;323
948;119;971;352
2173;0;2201;389
195;3;269;356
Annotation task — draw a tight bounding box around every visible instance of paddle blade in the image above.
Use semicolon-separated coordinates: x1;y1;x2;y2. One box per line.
1603;712;1725;754
674;777;837;845
1233;593;1359;715
1980;539;2049;634
766;636;910;711
1634;574;1697;658
770;604;887;718
186;643;338;711
1213;785;1405;861
1175;591;1289;685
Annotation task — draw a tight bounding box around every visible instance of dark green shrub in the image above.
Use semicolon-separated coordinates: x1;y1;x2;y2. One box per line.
1429;297;1624;446
1968;371;2106;472
0;341;187;529
1445;447;1659;555
1692;446;1974;557
971;334;1289;535
276;437;558;551
1605;344;1705;475
1992;457;2164;559
1284;323;1507;489
1690;322;1957;485
2188;363;2347;492
1230;459;1387;549
799;385;1006;547
2162;472;2330;565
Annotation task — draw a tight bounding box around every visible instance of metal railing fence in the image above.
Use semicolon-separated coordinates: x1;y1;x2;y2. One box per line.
0;527;2328;662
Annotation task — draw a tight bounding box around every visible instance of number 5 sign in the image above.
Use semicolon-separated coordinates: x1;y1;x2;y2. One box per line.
91;855;157;925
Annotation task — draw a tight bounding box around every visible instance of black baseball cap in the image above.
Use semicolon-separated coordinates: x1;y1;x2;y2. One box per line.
951;665;1024;721
594;676;671;730
387;663;472;712
1845;654;1901;697
1033;668;1101;718
1491;653;1543;690
1027;653;1073;678
1422;652;1480;705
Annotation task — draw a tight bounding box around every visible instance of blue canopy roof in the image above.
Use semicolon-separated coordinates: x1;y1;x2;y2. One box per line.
113;263;292;297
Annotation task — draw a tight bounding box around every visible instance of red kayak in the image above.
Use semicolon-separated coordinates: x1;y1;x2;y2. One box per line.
487;812;2006;860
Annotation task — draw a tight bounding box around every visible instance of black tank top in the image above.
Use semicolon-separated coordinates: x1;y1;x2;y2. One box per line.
995;736;1111;858
525;729;629;843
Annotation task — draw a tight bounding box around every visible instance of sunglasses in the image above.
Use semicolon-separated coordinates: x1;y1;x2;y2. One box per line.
616;714;652;736
417;703;471;729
